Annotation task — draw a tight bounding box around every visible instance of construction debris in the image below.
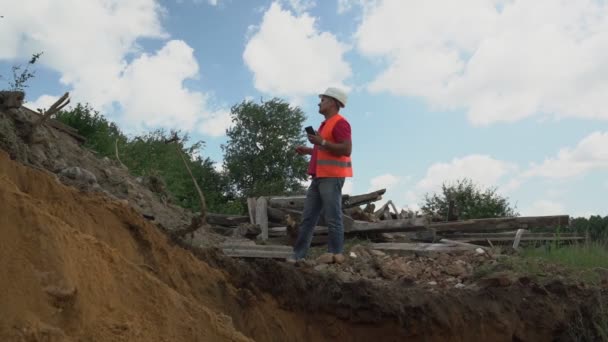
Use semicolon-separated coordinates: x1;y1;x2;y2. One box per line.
209;189;580;259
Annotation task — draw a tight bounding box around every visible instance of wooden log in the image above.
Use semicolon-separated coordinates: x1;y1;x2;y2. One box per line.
255;197;268;241
343;189;386;208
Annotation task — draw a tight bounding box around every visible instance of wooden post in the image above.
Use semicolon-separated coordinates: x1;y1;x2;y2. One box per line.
255;197;268;241
247;198;257;224
512;229;526;249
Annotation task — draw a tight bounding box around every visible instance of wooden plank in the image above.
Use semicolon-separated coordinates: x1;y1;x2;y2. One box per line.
223;249;292;259
267;189;385;210
247;198;257;224
206;213;250;227
22;106;87;143
221;243;292;259
221;243;292;251
369;242;475;255
459;236;584;243
255;197;268;241
268;194;349;210
349;217;429;233
440;231;582;239
388;201;401;219
269;226;328;236
373;201;391;219
439;238;486;250
431;215;570;233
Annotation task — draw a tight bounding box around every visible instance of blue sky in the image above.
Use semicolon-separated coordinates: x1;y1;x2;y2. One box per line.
1;0;607;217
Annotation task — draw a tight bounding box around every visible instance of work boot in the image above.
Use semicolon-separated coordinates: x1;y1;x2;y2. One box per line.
316;253;334;264
333;254;345;264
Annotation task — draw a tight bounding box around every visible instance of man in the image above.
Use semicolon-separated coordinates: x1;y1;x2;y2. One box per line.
289;87;353;264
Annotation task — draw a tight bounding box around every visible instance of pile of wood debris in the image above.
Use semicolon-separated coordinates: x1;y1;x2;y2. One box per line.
201;189;579;259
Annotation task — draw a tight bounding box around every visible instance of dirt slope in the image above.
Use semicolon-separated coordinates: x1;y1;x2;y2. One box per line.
0;148;250;341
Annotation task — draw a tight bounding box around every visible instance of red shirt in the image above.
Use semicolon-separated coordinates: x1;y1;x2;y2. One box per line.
308;118;351;176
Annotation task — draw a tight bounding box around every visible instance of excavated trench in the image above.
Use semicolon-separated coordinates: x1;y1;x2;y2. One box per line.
1;147;605;342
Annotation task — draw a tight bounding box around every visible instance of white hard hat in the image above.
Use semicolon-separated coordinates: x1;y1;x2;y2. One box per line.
319;87;347;108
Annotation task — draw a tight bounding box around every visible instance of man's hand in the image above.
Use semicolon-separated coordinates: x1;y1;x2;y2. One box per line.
295;146;313;155
307;134;324;146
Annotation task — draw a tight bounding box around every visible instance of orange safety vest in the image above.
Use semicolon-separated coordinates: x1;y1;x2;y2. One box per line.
316;114;353;178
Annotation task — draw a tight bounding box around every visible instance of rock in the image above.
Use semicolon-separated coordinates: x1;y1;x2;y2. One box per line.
454;283;466;289
379;258;411;280
0;91;24;109
428;281;437;286
102;168;112;178
314;264;329;272
446;277;458;283
60;166;98;185
349;252;357;258
444;261;469;277
370;249;386;257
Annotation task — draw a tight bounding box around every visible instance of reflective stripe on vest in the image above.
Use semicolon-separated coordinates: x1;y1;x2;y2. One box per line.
317;160;352;168
315;114;353;178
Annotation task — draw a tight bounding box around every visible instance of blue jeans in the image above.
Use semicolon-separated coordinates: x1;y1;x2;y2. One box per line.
293;177;345;259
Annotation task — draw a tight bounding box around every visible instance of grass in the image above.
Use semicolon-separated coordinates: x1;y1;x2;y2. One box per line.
471;242;608;285
523;242;608;270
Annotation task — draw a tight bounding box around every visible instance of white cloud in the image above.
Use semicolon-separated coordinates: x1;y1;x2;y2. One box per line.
355;0;608;125
337;0;377;14
280;0;316;13
343;179;354;195
368;173;400;192
524;132;608;179
24;94;60;113
0;0;229;137
522;200;566;216
416;154;517;193
198;109;233;137
243;2;352;100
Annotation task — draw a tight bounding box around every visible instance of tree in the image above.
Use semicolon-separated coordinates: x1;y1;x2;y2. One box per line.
421;178;518;220
222;98;309;198
570;215;608;241
55;103;125;157
55;104;240;214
